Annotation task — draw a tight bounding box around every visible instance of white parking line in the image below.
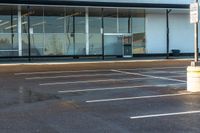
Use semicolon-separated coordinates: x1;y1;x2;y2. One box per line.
26;73;125;80
130;110;200;119
142;70;185;74
112;70;186;83
119;66;185;71
14;69;109;75
26;72;185;80
40;77;151;86
86;92;191;103
15;66;186;76
58;83;186;93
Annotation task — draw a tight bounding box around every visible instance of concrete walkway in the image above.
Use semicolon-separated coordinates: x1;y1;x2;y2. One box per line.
0;57;192;73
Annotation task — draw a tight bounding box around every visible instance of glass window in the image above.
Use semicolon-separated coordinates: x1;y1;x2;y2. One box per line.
104;8;117;33
44;7;64;33
0;5;18;57
0;6;18;33
65;8;75;33
89;8;102;55
89;8;102;33
131;10;145;54
118;9;130;33
30;7;44;33
43;7;65;55
74;8;85;33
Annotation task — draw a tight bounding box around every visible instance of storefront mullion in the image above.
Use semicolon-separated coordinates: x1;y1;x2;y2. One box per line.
86;7;89;55
18;5;22;56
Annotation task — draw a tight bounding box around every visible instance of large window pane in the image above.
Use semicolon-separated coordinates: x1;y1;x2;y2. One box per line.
118;9;130;33
30;34;44;56
89;34;102;55
132;10;145;54
89;8;102;33
74;8;85;33
44;7;64;33
44;7;65;55
64;33;74;55
30;7;44;33
65;7;86;55
104;8;117;33
30;7;44;56
89;8;102;55
65;8;74;33
0;6;18;33
75;33;86;55
0;34;18;56
44;34;65;55
21;6;45;56
0;5;18;56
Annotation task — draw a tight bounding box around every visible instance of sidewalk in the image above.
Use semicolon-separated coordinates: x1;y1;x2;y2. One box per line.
0;57;192;73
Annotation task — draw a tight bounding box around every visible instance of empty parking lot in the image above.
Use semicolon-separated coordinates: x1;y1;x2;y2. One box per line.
0;60;200;133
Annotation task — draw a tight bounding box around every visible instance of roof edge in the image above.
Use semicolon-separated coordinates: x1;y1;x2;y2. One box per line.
0;1;190;9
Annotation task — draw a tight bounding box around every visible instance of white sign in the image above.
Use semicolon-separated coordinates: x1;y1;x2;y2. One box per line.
190;2;199;23
30;28;34;34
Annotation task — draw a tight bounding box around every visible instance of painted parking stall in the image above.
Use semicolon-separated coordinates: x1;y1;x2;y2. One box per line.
12;65;200;133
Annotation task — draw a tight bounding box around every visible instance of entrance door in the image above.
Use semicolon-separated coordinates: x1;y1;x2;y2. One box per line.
122;35;133;58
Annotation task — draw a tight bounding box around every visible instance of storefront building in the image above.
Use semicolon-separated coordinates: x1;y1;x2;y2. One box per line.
0;0;193;59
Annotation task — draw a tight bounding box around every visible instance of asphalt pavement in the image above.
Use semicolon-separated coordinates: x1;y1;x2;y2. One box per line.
0;59;200;133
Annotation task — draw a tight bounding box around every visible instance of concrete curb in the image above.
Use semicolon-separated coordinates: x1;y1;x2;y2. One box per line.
0;58;192;73
0;58;193;66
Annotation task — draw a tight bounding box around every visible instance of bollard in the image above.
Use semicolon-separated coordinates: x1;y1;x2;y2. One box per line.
187;66;200;92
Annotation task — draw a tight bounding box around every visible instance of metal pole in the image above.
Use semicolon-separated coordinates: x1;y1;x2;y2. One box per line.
85;8;89;55
194;0;199;64
28;6;31;62
166;9;169;59
18;6;22;56
101;8;104;60
194;21;199;63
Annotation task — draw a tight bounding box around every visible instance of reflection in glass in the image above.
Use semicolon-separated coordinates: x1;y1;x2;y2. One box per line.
64;33;74;55
104;8;117;33
132;11;145;54
0;34;18;56
89;8;102;55
43;7;65;55
89;8;102;33
44;7;64;33
30;7;44;33
0;5;18;56
118;9;130;33
44;34;65;55
0;5;146;58
89;34;102;55
30;34;44;56
104;35;122;55
75;33;86;55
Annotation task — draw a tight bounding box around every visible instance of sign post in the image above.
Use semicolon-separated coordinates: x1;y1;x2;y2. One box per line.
190;1;199;65
187;0;200;92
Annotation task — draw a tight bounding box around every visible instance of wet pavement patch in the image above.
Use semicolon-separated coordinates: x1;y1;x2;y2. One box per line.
18;87;60;104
